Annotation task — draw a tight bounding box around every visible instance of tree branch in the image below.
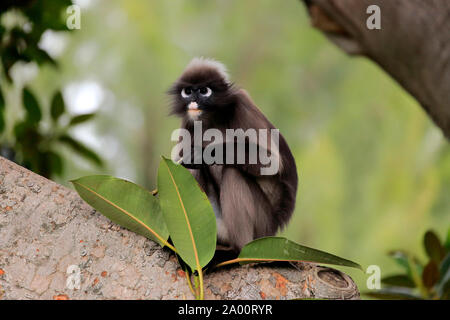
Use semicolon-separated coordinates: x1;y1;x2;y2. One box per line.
0;156;359;300
302;0;450;138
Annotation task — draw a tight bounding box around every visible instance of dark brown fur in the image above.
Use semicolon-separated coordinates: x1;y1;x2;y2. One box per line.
169;58;298;251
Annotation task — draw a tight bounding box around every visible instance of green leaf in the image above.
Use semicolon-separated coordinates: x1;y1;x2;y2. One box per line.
388;250;411;271
424;230;445;263
407;255;426;294
224;237;362;270
438;259;450;298
46;151;64;176
37;150;64;178
422;261;440;289
24;46;57;66
364;288;422;300
69;113;96;126
157;157;216;270
381;275;416;288
22;87;42;124
388;250;423;276
50;90;65;121
13;121;29;140
59;134;103;166
440;253;450;278
71;175;170;248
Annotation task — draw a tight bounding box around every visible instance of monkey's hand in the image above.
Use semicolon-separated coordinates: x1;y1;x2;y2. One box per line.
208;141;276;177
178;145;205;169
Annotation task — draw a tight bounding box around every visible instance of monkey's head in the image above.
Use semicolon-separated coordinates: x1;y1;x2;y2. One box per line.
169;57;237;124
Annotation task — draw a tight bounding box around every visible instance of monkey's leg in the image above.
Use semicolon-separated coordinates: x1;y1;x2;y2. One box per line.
220;167;273;251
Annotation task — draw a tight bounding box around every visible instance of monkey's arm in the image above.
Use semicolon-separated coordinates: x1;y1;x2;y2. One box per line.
178;139;272;175
176;137;204;169
200;140;273;177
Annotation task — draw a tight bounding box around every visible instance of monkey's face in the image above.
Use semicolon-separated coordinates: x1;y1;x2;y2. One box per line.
178;85;214;121
169;59;236;124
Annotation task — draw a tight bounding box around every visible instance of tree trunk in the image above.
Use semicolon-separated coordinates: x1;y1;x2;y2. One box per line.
0;156;359;300
302;0;450;138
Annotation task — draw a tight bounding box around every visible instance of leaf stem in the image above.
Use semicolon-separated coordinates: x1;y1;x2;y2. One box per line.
184;268;196;297
194;274;200;299
214;258;240;268
408;255;428;298
164;242;177;253
198;267;204;300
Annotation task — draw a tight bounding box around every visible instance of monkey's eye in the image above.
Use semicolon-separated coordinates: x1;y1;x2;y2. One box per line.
181;88;192;98
199;87;212;97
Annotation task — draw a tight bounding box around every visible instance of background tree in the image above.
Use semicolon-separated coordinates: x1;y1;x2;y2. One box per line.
0;0;102;178
301;0;450;138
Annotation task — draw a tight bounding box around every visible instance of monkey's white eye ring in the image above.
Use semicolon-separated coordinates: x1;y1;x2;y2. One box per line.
199;87;212;97
181;88;192;98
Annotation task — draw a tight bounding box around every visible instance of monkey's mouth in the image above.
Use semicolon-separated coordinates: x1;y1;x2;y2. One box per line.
187;101;202;117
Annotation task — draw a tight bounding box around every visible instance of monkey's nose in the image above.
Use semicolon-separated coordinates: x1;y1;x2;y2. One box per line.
188;101;199;110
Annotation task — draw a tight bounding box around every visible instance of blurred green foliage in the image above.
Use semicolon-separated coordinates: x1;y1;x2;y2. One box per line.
0;0;69;80
1;0;449;295
365;229;450;299
0;0;102;178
